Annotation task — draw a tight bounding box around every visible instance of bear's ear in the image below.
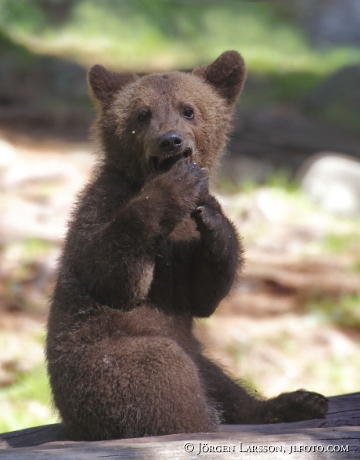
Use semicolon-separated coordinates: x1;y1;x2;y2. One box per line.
88;64;138;110
193;50;246;105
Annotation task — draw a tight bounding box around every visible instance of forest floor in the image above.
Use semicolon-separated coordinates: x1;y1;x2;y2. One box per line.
0;133;360;432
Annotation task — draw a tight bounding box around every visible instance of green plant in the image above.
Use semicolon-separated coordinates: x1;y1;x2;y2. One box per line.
1;0;359;75
0;364;57;433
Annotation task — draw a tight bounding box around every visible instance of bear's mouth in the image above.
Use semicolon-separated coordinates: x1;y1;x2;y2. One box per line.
151;147;193;171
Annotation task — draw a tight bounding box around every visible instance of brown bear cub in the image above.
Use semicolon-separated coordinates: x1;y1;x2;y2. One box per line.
46;51;327;441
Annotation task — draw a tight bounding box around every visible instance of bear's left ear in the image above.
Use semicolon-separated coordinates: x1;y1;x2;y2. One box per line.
88;64;138;110
193;50;246;105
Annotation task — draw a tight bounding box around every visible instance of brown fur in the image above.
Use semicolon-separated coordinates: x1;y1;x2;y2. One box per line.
46;51;327;441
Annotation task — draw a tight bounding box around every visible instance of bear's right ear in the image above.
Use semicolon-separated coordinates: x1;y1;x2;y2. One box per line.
88;65;138;110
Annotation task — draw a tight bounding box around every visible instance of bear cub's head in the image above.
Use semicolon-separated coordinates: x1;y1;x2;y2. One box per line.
88;51;246;183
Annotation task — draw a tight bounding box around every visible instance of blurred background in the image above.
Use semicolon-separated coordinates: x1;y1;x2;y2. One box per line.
0;0;360;433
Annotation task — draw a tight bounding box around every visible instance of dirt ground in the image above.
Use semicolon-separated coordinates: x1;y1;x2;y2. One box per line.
0;131;360;408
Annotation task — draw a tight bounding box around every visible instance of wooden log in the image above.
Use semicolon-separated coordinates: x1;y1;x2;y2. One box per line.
0;393;359;459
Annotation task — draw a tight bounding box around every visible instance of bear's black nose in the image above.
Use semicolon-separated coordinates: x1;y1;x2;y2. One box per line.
158;131;183;152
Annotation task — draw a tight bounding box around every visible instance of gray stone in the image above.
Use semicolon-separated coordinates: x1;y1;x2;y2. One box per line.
298;152;360;215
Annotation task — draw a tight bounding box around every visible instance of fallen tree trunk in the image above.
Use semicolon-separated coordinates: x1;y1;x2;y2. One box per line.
0;392;359;459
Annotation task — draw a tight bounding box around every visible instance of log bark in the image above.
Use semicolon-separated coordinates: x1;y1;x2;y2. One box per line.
0;393;359;459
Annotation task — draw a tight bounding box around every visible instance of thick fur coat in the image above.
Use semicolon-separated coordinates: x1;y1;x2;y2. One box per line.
46;51;327;441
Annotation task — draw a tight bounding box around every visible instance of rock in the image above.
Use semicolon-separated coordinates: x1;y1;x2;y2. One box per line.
298;152;360;215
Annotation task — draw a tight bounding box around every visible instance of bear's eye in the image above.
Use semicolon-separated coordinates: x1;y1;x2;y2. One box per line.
183;107;194;120
138;110;151;123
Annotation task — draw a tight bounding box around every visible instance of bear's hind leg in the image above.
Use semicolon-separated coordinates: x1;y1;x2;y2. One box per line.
197;355;327;424
59;337;220;440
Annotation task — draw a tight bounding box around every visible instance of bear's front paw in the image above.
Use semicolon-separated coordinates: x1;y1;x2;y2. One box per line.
166;160;209;209
265;389;328;423
191;199;223;233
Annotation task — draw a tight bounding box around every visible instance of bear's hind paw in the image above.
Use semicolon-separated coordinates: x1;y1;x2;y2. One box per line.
264;389;328;423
